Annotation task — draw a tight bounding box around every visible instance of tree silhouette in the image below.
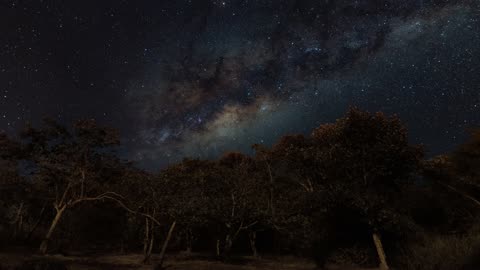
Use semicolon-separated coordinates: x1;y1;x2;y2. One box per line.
20;119;124;254
452;129;480;189
212;152;268;258
310;108;424;269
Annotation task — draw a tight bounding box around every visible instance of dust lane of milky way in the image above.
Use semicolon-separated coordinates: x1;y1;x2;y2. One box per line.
0;0;479;169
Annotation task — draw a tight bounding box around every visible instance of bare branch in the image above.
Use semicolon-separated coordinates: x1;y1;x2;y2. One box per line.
96;195;164;226
438;182;480;208
58;181;73;207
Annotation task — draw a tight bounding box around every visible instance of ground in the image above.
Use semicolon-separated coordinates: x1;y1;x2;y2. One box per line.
0;252;379;270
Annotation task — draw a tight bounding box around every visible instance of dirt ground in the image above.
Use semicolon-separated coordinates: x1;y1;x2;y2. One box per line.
0;252;380;270
0;253;317;270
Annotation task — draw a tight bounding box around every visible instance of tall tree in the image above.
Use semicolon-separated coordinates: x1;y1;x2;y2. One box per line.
116;167;158;263
0;133;25;241
0;133;21;185
311;108;424;269
160;159;215;254
21;119;124;254
117;159;212;266
254;136;320;255
212;152;268;258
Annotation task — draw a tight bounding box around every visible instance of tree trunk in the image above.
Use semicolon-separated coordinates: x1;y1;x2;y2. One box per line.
155;220;176;269
185;228;193;253
224;234;233;257
143;217;150;257
18;213;23;239
216;239;221;257
249;231;258;258
439;182;480;207
372;233;389;270
13;202;24;238
143;230;155;264
26;203;46;242
148;233;155;256
39;206;65;255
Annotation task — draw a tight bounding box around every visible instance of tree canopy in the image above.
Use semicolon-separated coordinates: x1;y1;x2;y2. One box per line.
0;109;478;270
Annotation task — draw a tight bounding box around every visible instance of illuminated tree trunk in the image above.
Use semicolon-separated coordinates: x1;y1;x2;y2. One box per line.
143;217;155;264
216;239;221;257
143;217;150;258
143;232;155;264
13;202;24;238
373;233;389;270
39;206;66;255
155;220;176;269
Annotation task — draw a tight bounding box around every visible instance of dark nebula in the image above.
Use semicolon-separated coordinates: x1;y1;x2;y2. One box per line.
0;0;479;169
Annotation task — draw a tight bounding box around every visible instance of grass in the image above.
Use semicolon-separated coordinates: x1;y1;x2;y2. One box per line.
396;231;480;270
0;252;317;270
0;252;384;270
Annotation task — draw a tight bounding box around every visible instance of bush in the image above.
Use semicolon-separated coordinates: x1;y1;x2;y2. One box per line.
396;227;480;270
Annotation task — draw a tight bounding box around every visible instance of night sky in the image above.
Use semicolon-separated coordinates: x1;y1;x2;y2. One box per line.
1;0;479;169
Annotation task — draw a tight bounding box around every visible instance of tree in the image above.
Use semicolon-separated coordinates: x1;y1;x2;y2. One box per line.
253;136;321;256
212;152;268;258
451;129;480;191
160;159;216;254
0;133;25;242
117;159;212;266
423;129;480;208
310;108;424;269
20;119;125;254
115;167;158;263
0;133;21;186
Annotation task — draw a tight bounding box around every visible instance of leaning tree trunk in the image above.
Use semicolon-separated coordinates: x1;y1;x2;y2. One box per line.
26;203;47;242
249;231;258;258
39;206;66;255
154;220;176;270
372;233;389;270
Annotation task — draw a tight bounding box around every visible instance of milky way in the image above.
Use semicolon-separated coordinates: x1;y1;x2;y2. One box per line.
1;0;479;169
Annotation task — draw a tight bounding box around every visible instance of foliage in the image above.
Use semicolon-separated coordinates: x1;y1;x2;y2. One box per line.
0;109;478;270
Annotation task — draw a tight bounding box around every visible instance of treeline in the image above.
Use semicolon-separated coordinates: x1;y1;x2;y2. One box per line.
0;108;479;270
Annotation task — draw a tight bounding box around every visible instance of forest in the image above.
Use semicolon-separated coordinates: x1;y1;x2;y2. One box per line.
1;108;479;270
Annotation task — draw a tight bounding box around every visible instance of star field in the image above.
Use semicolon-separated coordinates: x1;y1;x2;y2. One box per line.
0;0;479;169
